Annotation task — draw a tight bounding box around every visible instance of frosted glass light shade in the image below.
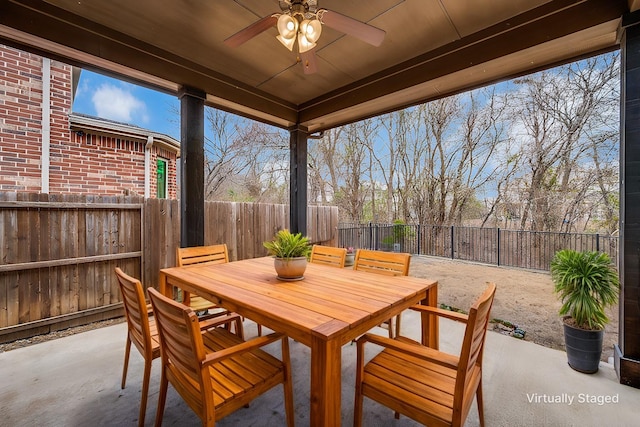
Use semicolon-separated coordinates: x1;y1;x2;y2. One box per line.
277;34;296;51
297;32;316;53
300;19;322;43
277;14;298;39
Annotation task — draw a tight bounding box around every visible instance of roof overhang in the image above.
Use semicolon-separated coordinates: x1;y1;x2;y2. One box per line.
0;0;632;132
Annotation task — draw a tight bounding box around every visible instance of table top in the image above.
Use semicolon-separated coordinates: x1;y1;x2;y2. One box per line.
160;256;436;345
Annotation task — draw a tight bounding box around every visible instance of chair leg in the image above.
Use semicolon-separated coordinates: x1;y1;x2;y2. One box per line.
138;357;152;427
234;315;245;340
281;337;295;427
395;314;402;338
387;317;394;338
257;322;262;336
353;340;365;427
154;370;169;427
121;338;131;389
477;379;485;427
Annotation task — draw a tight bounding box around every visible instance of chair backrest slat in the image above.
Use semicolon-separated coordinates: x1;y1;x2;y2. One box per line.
115;267;153;358
148;288;209;388
177;244;229;267
310;245;347;268
454;282;496;421
353;249;411;276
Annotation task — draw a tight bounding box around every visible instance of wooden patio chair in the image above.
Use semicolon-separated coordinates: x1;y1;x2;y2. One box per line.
177;244;252;337
353;249;411;338
309;244;347;268
147;287;295;427
116;267;243;426
353;282;497;427
176;244;229;312
115;267;161;427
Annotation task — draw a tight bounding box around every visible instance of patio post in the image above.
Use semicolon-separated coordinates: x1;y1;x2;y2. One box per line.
179;86;205;247
616;10;640;388
289;124;308;235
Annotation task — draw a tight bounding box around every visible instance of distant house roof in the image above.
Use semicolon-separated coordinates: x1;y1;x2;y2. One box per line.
69;112;180;153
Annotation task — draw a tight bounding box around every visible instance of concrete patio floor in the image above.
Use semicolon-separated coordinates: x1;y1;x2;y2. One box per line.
1;309;638;427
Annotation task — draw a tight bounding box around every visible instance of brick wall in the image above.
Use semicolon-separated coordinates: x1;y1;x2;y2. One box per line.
61;131;178;198
0;45;46;191
1;44;178;198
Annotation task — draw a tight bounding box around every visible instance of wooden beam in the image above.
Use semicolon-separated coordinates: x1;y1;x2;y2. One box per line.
299;0;627;126
289;126;308;235
0;0;298;128
0;252;142;273
0;303;124;342
0;201;142;209
180;87;206;248
616;14;640;389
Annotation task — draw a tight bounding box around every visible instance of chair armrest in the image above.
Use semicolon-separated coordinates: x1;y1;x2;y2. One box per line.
201;332;286;366
410;304;468;323
198;312;242;331
357;333;459;370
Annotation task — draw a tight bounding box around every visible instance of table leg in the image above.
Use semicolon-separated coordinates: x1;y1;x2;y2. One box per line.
159;271;168;296
421;283;439;349
310;335;341;426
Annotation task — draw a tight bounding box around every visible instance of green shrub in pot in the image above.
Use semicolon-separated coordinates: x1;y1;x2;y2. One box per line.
550;249;619;373
263;229;311;280
263;229;311;259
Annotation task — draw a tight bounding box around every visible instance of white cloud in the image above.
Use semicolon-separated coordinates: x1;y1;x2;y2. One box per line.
91;83;147;124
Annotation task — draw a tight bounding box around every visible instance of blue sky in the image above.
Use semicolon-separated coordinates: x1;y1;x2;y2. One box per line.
72;70;181;139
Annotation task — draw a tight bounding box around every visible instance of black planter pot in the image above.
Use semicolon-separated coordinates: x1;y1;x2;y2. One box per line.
562;317;604;374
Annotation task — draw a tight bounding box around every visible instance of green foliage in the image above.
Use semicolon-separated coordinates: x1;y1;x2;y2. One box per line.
382;220;414;244
460;195;484;220
263;229;311;259
550;249;619;330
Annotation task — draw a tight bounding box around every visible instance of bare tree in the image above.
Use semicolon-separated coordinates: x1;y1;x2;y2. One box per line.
203;108;289;202
507;54;619;231
308;128;342;205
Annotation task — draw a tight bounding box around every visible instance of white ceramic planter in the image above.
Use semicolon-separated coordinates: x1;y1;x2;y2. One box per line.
274;256;307;280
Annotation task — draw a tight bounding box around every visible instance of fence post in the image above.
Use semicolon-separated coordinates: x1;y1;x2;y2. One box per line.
596;233;600;252
417;224;421;255
497;228;501;266
451;225;455;259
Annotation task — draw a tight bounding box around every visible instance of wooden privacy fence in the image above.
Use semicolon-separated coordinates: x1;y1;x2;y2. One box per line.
0;193;143;342
0;192;338;343
143;199;339;292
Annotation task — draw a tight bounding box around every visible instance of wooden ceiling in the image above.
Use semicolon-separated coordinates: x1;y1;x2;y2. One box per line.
0;0;633;132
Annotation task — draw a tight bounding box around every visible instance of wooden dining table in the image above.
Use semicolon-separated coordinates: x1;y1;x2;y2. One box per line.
158;256;438;426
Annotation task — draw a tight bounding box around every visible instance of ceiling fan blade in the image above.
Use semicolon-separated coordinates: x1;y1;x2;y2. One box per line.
300;49;318;74
224;15;278;48
320;10;385;47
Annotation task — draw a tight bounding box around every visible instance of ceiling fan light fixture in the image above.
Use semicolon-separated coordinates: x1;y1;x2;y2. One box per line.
226;1;386;73
297;32;316;53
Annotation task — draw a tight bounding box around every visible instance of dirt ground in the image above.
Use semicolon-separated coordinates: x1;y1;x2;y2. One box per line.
1;256;619;361
410;255;619;362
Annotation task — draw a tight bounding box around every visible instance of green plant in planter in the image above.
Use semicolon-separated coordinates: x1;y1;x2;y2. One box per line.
381;220;414;251
263;229;311;259
551;249;619;329
550;249;619;373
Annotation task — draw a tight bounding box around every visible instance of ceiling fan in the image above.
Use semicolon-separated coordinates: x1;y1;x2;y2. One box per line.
224;0;385;74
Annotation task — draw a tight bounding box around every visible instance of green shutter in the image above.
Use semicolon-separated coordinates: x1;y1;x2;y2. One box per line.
157;158;167;198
